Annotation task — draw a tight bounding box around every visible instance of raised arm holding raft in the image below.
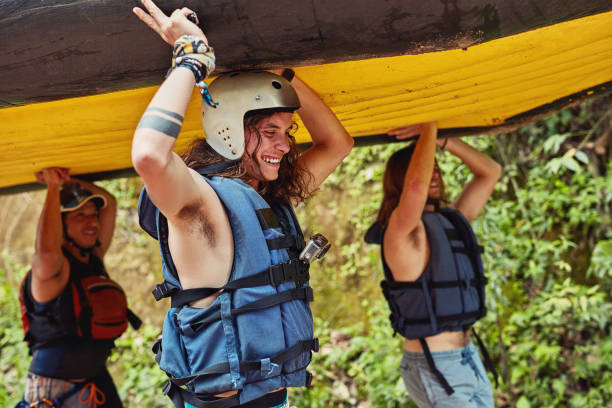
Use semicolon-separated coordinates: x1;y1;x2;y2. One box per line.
132;1;353;406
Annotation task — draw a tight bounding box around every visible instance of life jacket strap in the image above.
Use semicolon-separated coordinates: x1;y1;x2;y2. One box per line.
225;260;309;290
155;260;310;308
266;235;300;250
382;277;487;290
168;338;319;385
472;329;499;387
126;308;142;330
189;287;314;333
255;208;280;229
152;281;182;301
163;380;241;408
419;338;455;396
451;245;485;254
401;309;485;326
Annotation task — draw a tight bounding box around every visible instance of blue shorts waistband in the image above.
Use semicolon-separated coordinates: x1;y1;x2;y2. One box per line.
402;340;476;361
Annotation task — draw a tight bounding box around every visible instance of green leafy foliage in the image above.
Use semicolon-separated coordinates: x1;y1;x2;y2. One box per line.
0;254;30;406
109;325;168;406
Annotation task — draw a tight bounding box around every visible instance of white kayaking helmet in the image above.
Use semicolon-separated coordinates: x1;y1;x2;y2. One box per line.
201;71;300;160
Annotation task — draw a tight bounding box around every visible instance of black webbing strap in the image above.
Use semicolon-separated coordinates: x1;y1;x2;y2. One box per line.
172;338;319;386
403;310;484;325
444;228;461;241
452;246;485;254
266;235;299;250
419;338;455;395
152;281;181;301
169;287;221;309
224;260;308;291
446;229;484;255
167;260;310;308
472;329;499;387
152;338;162;365
190;287;314;332
127;308;142;330
384;278;486;290
255;208;280;230
442;210;485;273
163;381;241;408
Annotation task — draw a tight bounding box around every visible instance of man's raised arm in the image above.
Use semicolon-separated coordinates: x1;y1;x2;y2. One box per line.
131;1;213;218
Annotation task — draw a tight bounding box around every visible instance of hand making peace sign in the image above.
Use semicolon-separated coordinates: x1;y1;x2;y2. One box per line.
132;0;208;46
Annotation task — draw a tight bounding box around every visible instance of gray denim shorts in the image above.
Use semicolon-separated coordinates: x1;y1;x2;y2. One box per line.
400;341;494;408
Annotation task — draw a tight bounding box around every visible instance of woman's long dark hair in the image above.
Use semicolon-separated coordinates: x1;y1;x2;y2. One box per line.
182;109;313;204
376;144;447;226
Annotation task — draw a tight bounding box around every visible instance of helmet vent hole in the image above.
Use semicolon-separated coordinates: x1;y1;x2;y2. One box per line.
272;81;282;89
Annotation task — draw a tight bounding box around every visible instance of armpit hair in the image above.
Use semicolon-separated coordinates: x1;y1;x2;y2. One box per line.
177;201;216;246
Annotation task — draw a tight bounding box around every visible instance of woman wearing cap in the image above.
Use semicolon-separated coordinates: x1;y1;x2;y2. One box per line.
17;167;128;408
131;1;353;407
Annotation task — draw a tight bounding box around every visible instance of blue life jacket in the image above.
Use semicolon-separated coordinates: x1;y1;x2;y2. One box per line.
365;208;496;395
138;170;318;408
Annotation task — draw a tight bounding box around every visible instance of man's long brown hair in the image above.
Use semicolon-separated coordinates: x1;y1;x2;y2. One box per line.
182;109;313;204
376;144;447;226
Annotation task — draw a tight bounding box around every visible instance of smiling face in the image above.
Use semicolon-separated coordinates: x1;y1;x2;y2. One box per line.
242;111;293;185
63;201;100;249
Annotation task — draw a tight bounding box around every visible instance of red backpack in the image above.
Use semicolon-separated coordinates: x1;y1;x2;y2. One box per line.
19;265;141;348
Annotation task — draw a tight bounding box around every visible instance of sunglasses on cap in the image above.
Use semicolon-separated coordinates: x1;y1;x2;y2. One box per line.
60;183;107;212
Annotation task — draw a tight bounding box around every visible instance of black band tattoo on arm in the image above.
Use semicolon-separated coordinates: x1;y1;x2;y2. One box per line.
137;115;182;138
145;107;184;122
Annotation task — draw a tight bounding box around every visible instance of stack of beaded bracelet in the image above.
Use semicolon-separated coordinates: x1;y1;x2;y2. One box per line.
170;35;218;107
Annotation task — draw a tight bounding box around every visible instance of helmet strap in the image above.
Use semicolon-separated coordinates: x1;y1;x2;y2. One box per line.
426;197;441;212
62;217;98;257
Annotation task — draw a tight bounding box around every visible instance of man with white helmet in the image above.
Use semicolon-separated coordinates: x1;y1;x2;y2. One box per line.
131;1;353;407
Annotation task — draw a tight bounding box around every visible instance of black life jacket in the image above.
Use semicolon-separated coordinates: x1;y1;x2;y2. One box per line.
19;248;141;351
366;208;497;395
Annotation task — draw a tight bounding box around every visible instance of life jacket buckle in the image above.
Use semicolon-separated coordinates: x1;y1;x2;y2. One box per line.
312;338;320;352
153;281;180;301
296;287;314;302
152;338;162;354
294;261;310;287
305;371;313;387
268;264;283;286
162;380;172;395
